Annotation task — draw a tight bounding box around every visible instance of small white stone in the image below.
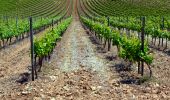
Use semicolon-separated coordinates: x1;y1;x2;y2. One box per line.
21;91;30;95
91;86;96;91
50;97;56;100
40;89;43;92
63;85;70;91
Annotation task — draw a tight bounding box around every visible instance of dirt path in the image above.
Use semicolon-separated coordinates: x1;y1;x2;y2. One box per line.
0;0;170;99
54;12;110;80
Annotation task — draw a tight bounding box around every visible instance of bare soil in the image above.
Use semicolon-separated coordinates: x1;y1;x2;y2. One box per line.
0;26;52;96
0;0;170;99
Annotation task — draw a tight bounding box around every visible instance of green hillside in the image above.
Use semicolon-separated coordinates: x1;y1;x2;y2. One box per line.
80;0;170;16
0;0;68;17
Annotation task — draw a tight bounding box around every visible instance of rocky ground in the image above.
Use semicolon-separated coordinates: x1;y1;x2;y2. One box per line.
0;26;53;97
0;0;170;99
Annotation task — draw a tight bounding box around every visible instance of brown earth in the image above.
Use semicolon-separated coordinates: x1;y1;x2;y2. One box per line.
0;0;170;99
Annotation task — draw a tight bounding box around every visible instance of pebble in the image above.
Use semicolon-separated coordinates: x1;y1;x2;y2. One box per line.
155;83;159;87
63;85;70;91
50;97;56;100
21;91;30;95
97;86;102;90
161;92;167;98
40;94;45;98
40;89;43;92
152;94;158;99
49;76;57;81
143;87;151;93
91;86;96;91
33;97;42;100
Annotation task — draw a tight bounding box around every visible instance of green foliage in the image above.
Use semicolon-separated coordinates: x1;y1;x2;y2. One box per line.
81;0;170;16
97;16;170;40
0;0;68;17
0;16;62;41
119;35;153;65
34;17;72;57
81;16;153;65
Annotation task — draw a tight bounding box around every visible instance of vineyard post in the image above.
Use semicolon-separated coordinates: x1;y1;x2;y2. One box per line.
52;19;54;30
29;17;35;81
16;16;19;41
141;16;145;76
126;17;128;23
16;16;18;28
162;17;164;29
0;16;1;23
138;16;142;72
107;16;111;51
6;16;9;26
162;17;164;47
107;16;110;26
2;16;4;22
16;16;18;38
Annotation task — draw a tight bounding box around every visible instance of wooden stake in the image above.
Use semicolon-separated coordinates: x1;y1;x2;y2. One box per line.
29;17;34;81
